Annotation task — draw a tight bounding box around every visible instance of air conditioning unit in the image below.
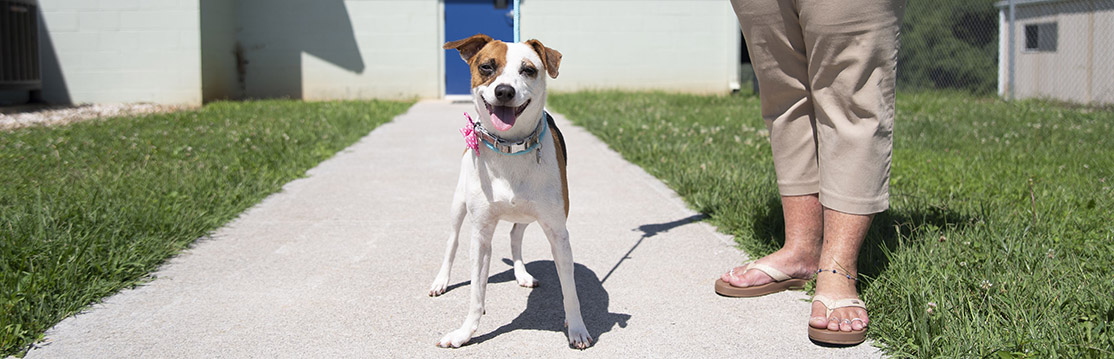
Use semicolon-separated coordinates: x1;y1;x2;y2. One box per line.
0;0;41;91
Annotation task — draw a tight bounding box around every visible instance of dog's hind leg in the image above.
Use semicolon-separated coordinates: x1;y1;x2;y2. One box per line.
539;220;593;349
510;223;539;288
438;222;496;348
429;173;468;297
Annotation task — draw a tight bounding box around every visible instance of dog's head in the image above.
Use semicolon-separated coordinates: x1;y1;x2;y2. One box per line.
444;34;562;138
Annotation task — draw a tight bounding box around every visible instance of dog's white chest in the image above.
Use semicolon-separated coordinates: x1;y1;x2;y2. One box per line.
491;178;525;206
466;152;555;223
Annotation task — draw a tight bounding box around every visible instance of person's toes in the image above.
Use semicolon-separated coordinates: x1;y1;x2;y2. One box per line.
809;316;827;329
734;271;757;287
722;266;746;283
727;266;773;288
724;267;746;286
810;301;830;329
851;318;866;331
832;307;868;331
854;307;869;328
827;317;840;331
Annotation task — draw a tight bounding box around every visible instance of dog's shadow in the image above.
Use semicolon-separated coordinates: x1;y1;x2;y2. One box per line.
444;259;631;347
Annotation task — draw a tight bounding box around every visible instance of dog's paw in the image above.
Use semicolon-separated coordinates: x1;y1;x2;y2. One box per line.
436;328;473;348
429;276;450;297
566;324;593;350
514;270;539;288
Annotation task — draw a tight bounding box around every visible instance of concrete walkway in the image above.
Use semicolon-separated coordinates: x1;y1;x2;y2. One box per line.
25;101;882;358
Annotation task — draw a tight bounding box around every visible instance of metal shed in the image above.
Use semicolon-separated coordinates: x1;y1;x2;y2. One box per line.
998;0;1114;104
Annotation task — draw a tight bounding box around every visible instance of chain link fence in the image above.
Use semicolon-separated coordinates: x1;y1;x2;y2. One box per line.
898;0;1113;105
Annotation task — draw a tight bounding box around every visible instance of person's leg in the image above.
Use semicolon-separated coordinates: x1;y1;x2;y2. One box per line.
721;194;821;286
724;0;823;288
797;0;906;333
809;209;872;332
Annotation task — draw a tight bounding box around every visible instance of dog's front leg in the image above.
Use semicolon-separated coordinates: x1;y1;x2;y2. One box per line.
539;221;593;349
429;175;469;297
437;221;496;348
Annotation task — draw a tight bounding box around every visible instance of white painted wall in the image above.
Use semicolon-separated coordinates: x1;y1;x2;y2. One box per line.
38;0;202;105
520;0;740;94
1091;5;1114;104
34;0;742;104
302;1;442;100
234;0;441;101
200;0;239;101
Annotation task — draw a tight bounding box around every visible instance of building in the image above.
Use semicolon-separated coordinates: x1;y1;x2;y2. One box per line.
997;0;1114;104
24;0;740;106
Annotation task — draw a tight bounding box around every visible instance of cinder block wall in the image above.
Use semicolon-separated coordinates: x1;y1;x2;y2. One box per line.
521;0;740;94
200;0;238;101
34;0;741;104
232;0;441;101
38;0;202;105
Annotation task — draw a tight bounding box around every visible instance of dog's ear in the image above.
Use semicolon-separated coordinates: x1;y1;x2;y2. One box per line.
444;34;494;63
525;39;562;79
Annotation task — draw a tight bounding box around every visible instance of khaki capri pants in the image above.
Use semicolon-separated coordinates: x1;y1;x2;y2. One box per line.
730;0;906;215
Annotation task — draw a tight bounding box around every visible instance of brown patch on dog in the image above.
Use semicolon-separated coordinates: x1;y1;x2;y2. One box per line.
519;61;539;78
525;39;562;79
547;115;570;217
444;34;506;88
469;41;507;88
443;34;493;63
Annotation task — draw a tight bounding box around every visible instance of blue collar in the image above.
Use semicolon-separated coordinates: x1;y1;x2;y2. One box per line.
472;111;548;156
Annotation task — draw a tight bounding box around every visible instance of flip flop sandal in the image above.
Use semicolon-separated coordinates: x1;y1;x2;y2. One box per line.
807;294;868;346
714;262;808;297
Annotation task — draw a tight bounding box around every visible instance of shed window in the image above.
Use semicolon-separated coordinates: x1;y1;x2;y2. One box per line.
1024;22;1057;52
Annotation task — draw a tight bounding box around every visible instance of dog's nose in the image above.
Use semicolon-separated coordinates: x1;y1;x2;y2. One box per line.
494;84;515;102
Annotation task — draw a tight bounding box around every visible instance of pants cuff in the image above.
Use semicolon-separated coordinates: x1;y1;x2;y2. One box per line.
778;180;820;197
819;190;889;215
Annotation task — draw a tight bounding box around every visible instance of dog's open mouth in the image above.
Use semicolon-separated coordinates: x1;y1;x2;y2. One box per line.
485;99;531;131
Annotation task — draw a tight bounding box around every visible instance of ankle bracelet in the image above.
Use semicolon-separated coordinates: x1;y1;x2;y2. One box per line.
817;269;858;282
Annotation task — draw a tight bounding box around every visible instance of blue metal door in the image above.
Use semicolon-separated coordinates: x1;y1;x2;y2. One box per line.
444;0;515;95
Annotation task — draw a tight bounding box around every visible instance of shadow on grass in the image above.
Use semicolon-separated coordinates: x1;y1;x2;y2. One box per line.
749;195;972;288
444;259;631;348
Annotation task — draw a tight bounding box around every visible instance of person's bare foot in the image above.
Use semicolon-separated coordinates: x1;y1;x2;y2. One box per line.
719;247;819;288
808;270;868;332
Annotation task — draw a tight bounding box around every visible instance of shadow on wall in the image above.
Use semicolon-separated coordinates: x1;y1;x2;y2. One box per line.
236;0;365;99
36;10;70;104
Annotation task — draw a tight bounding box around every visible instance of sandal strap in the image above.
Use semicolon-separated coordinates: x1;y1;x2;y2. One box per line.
726;261;793;282
812;294;867;317
747;262;791;282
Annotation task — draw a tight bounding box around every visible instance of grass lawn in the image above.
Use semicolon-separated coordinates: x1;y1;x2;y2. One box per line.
549;90;1113;358
0;99;413;356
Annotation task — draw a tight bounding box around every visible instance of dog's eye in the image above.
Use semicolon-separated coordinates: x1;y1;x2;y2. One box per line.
479;63;495;75
521;66;537;77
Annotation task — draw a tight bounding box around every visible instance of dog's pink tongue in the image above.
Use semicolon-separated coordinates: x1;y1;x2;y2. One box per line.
489;106;516;131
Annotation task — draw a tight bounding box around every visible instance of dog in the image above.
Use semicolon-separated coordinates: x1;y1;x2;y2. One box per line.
429;34;591;349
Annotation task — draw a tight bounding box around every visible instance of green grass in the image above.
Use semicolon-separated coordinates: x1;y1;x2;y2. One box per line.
549;90;1114;358
0;99;413;356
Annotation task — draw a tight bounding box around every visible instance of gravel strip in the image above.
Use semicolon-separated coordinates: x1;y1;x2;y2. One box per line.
0;103;192;131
